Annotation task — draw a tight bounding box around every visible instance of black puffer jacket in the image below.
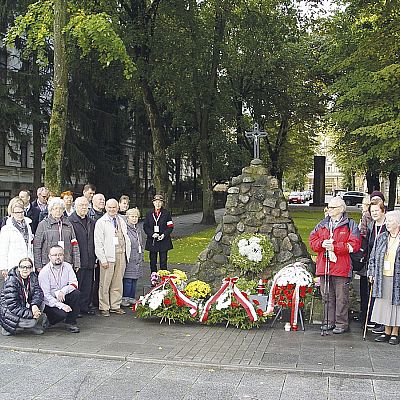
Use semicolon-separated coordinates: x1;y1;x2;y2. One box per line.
0;267;44;334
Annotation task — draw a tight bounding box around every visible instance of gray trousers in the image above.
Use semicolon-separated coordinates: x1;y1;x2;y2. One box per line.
320;275;350;329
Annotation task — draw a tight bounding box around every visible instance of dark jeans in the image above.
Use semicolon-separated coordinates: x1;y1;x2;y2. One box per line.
44;290;80;326
77;268;94;313
149;251;168;273
123;278;138;298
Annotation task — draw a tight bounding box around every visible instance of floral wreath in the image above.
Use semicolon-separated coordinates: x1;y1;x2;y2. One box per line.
230;233;274;275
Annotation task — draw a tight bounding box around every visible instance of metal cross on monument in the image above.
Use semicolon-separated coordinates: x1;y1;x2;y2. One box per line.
245;123;267;159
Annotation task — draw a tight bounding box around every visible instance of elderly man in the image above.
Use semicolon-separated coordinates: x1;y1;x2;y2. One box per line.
310;196;361;334
38;246;80;333
94;199;130;316
68;197;96;316
32;187;50;213
19;190;40;234
88;193;105;221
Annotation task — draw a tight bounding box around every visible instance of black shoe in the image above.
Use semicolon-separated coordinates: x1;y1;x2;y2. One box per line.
77;313;83;318
389;335;400;345
86;308;96;316
375;334;390;342
65;324;80;333
372;325;385;334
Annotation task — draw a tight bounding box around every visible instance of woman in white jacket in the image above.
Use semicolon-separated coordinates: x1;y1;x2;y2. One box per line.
0;200;34;279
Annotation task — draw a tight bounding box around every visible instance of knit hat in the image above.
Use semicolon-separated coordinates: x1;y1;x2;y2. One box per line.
370;191;385;202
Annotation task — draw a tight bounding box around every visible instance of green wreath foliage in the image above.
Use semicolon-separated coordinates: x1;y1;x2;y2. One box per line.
229;233;274;275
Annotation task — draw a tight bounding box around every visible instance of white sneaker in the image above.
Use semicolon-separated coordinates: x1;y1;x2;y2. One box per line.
121;298;130;307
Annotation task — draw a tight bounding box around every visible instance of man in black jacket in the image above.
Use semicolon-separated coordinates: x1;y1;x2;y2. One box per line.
69;196;96;316
19;190;40;234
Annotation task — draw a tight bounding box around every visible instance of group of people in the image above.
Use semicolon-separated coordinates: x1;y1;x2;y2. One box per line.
310;192;400;345
0;185;174;335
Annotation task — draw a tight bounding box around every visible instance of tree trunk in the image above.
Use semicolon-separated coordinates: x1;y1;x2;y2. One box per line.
140;77;172;208
265;116;289;187
45;0;68;194
199;110;215;224
366;169;380;193
388;170;397;211
31;60;42;188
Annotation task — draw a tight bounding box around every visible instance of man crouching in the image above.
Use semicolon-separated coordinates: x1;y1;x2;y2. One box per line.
38;245;81;333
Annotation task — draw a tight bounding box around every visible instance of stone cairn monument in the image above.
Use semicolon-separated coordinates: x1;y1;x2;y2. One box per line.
193;159;313;287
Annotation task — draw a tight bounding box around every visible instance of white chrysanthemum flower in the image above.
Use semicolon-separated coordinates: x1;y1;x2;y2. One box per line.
148;289;168;310
216;289;232;310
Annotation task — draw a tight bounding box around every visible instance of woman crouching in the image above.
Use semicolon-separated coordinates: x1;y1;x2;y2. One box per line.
0;258;45;336
368;210;400;345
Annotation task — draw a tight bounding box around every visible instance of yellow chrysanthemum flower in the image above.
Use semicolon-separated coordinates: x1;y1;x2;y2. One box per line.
185;280;211;299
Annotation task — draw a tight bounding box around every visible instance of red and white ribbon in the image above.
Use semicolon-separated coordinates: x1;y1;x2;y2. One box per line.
200;277;258;323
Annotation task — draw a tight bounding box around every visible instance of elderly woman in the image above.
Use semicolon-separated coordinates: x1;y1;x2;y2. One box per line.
364;199;386;332
368;210;400;345
121;208;144;307
0;258;44;336
310;196;361;334
33;197;80;273
143;194;174;278
0;198;34;279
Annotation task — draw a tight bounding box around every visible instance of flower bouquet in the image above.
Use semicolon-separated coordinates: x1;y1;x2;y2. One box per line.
134;272;197;324
230;233;274;277
200;277;271;329
266;262;313;330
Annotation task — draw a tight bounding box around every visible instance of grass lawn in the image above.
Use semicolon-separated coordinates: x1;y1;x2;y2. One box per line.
163;209;362;265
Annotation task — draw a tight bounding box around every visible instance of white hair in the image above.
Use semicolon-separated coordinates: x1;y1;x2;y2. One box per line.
328;196;346;213
386;210;400;225
47;197;65;212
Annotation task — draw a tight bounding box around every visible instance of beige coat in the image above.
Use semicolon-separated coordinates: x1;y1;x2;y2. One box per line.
94;214;131;264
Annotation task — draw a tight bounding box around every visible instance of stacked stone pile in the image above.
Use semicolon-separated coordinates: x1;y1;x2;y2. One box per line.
193;159;313;287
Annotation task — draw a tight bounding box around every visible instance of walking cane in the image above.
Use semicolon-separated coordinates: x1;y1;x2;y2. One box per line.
321;250;330;336
363;283;373;340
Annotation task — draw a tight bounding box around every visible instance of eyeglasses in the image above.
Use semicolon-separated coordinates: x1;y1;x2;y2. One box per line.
49;253;64;257
13;211;24;214
328;206;341;210
19;265;33;270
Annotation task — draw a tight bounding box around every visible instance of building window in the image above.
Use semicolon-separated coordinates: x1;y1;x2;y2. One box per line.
0;190;11;218
20;141;28;168
0;47;7;84
0;135;5;166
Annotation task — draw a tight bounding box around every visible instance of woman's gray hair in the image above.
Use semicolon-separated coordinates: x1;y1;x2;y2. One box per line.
48;197;65;212
385;210;400;225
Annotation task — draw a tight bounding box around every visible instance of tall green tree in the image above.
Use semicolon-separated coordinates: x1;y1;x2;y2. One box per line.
6;0;134;193
324;0;400;207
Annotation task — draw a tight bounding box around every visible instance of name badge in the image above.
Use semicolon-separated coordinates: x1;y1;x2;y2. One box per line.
138;244;142;254
154;226;160;233
384;260;391;271
58;241;65;248
113;237;119;246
